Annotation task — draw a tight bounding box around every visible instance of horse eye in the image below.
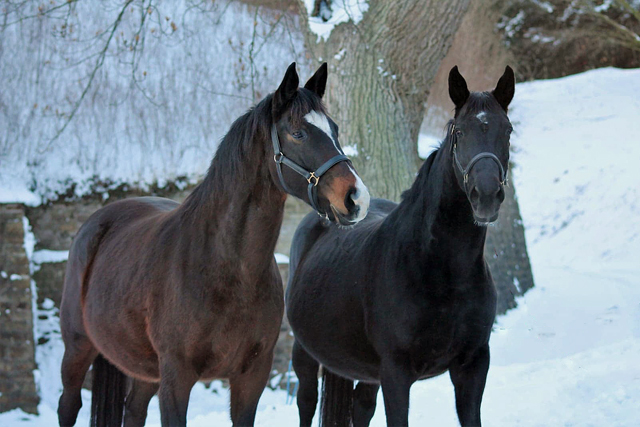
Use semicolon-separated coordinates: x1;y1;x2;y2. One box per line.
291;130;305;140
455;130;463;138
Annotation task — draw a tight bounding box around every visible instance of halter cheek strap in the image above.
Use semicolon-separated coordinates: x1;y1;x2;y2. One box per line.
271;125;349;213
451;125;508;191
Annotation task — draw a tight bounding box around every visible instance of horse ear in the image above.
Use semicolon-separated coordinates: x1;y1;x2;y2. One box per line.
448;66;470;110
304;62;328;98
492;66;515;111
273;62;299;117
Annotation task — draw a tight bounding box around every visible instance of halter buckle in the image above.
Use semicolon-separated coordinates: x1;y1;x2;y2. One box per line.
274;152;284;163
307;172;319;186
464;173;469;184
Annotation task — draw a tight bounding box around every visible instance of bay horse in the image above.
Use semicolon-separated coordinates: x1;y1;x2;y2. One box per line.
286;66;515;427
57;62;370;427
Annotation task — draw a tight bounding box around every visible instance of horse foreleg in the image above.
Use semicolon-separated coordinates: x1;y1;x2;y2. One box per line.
124;379;159;427
58;335;97;427
353;382;380;427
379;360;413;427
157;358;198;427
291;340;319;427
449;345;490;427
229;352;273;427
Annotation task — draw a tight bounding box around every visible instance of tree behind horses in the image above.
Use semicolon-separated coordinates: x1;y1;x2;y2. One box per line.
57;62;370;427
286;66;515;427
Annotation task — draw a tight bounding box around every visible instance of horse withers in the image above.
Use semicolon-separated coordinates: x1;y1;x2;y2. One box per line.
286;66;515;427
57;62;370;427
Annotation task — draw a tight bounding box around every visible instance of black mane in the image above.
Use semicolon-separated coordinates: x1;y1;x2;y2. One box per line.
181;88;325;213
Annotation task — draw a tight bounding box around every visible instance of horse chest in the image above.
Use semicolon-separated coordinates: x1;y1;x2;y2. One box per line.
193;286;283;379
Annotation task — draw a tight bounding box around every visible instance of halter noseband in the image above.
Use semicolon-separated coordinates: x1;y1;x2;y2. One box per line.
450;124;508;191
271;124;349;213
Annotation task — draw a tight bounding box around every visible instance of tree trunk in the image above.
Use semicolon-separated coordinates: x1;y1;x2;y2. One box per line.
485;181;534;314
298;1;535;313
298;0;471;201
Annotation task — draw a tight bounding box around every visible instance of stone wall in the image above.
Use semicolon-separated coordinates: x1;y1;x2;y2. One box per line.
0;204;38;414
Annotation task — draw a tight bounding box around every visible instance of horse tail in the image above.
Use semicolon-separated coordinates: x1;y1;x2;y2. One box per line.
320;368;354;427
90;354;127;427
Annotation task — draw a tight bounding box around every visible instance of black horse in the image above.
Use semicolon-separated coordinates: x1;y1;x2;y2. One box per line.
286;66;515;427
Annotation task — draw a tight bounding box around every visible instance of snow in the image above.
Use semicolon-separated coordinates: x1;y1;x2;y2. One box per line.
0;177;41;206
594;0;614;13
417;133;441;159
497;10;526;41
31;250;69;265
342;144;358;156
303;0;369;42
275;253;290;264
2;68;640;426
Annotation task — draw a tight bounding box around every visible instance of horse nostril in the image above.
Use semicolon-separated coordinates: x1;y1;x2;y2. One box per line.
470;187;480;205
496;185;505;203
345;187;357;211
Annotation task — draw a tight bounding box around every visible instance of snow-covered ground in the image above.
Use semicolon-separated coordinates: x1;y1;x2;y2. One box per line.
2;67;639;426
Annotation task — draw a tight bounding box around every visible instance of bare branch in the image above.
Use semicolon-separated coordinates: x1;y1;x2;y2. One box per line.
248;6;260;100
254;11;286;56
40;0;135;153
2;0;77;27
615;0;640;23
195;82;253;101
577;0;640;52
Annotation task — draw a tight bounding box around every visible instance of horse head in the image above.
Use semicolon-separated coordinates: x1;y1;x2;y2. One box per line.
448;65;515;224
270;63;370;226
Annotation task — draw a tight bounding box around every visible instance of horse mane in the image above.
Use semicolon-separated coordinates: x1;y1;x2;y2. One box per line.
180;88;325;216
400;146;440;204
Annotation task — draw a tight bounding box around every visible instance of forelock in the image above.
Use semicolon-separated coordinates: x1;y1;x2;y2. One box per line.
460;92;502;118
289;88;326;127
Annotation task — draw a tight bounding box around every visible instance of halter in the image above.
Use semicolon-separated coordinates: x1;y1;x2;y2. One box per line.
450;124;508;192
271;124;349;213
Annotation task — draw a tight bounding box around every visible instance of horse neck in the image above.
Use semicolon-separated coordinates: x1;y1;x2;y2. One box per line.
389;144;487;271
176;126;286;280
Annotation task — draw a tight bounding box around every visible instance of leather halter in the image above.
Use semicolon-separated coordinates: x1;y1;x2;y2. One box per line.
450;124;508;191
271;124;349;213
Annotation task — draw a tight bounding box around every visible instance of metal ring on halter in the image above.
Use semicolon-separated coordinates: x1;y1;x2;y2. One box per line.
307;172;319;186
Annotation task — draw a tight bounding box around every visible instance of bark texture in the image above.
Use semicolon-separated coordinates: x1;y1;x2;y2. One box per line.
299;1;535;313
299;0;471;201
485;181;534;314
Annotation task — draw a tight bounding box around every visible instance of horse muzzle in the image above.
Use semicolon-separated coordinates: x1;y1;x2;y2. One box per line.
468;178;505;225
327;177;370;226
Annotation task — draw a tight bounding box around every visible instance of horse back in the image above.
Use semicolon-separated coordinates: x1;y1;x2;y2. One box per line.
60;197;178;335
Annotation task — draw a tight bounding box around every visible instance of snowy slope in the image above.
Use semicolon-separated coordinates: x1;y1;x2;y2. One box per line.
0;2;306;205
2;68;639;426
